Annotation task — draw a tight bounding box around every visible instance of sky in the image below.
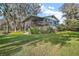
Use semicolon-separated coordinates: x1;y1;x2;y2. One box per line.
38;3;64;23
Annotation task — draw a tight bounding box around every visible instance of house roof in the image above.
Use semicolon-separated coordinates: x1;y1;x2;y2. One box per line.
22;15;59;23
44;15;59;22
22;15;44;23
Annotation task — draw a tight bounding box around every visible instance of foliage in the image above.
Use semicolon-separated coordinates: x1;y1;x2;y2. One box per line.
58;19;79;31
60;3;79;31
29;27;40;34
65;19;79;31
60;3;79;19
58;24;67;31
29;26;55;34
0;3;41;33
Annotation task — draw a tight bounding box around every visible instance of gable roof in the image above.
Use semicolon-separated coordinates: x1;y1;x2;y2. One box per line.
22;15;59;23
22;15;44;23
44;15;59;22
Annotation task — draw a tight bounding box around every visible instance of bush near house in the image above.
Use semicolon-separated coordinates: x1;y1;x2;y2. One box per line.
58;19;79;31
65;19;79;31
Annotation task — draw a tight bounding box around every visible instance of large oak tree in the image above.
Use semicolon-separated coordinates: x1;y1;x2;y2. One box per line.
0;3;41;33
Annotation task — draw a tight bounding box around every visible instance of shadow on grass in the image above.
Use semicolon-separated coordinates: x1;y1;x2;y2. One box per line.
0;35;31;44
43;34;70;46
43;32;79;46
54;32;79;46
0;46;22;56
0;35;31;56
0;34;43;56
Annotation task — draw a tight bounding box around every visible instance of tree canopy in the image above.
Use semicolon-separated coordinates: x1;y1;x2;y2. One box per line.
0;3;41;33
60;3;79;20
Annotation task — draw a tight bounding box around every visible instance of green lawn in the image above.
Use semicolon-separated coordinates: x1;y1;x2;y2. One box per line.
0;31;79;56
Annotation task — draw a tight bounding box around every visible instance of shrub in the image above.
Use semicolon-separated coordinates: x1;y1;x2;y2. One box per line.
29;26;55;34
58;24;67;31
29;27;40;34
65;19;79;31
47;27;53;33
58;19;79;31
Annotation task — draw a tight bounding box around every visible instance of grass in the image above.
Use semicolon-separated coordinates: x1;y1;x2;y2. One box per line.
0;31;79;56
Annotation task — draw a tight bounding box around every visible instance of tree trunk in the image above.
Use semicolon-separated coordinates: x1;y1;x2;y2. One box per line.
14;25;17;32
13;19;17;32
23;22;26;32
6;19;10;33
